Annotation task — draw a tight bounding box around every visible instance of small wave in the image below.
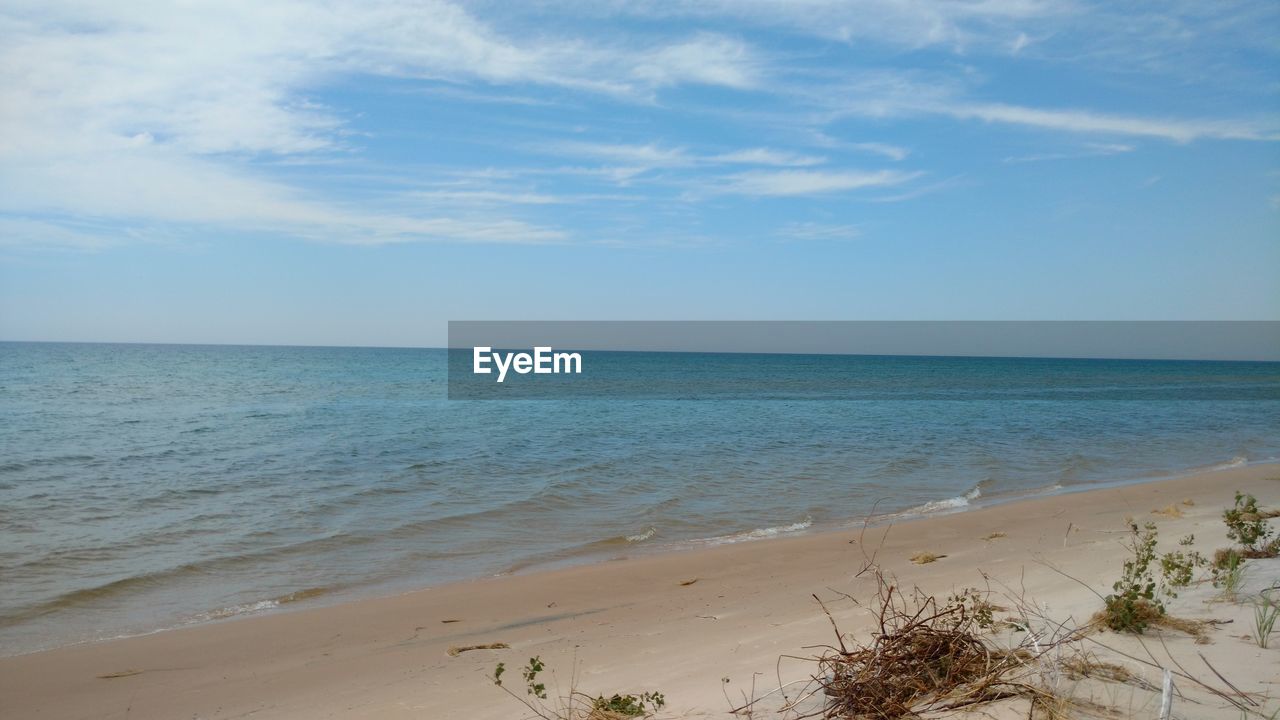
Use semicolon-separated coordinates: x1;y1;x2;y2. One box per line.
494;529;661;575
692;517;813;546
1162;455;1252;479
274;586;332;604
1208;455;1249;471
193;586;334;622
913;496;970;513
907;483;985;515
197;599;280;621
626;527;657;543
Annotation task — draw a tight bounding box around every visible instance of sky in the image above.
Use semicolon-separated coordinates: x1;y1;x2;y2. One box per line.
1;0;1278;347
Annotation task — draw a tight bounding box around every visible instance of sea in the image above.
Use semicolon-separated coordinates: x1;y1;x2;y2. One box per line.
1;341;1278;655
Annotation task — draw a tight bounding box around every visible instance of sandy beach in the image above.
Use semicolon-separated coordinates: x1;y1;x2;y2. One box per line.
5;0;1277;717
2;463;1278;719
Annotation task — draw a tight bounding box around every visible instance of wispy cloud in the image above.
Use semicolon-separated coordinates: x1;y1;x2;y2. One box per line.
0;1;764;248
806;132;912;161
849;142;912;162
544;142;692;167
527;142;835;188
1010;32;1032;55
410;190;568;206
1002;142;1134;164
2;0;1275;253
777;222;862;241
629;33;760;89
813;72;1280;144
718;169;920;196
864;175;969;203
591;0;1065;53
944;102;1277;143
712;148;826;166
0;150;566;246
602;0;1279;90
0;218;127;251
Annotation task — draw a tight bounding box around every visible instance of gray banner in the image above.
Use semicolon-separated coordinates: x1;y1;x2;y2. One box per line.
447;321;1280;400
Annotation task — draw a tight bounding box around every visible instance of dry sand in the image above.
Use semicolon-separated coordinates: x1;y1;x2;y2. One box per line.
2;463;1278;719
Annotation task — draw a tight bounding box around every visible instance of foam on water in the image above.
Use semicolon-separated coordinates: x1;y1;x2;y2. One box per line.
690;517;815;546
193;586;336;623
626;527;658;543
1202;455;1250;472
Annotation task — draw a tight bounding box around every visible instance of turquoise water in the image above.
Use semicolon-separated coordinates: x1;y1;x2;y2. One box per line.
1;342;1278;654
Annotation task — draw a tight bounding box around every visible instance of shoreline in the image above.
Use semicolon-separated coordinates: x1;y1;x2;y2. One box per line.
2;461;1277;718
3;455;1274;661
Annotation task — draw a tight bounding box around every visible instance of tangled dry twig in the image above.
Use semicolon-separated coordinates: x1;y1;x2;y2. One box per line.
775;571;1067;720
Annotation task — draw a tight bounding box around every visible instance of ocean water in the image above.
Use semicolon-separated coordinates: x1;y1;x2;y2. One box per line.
1;342;1278;655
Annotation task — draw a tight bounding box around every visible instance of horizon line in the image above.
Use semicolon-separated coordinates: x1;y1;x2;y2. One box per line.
4;337;1280;364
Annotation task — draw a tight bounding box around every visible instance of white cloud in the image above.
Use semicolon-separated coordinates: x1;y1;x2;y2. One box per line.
587;0;1063;52
1002;141;1134;163
0;218;124;251
0;1;763;248
536;142;832;180
946;102;1276;143
630;33;759;89
410;190;567;206
0;1;762;161
813;71;1279;143
777;222;861;241
601;0;1279;90
849;142;911;162
3;0;1274;251
546;142;691;167
0;149;565;246
805;132;912;161
712;148;826;166
719;169;919;196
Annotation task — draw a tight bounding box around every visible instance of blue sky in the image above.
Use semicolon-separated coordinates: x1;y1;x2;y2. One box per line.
1;1;1278;346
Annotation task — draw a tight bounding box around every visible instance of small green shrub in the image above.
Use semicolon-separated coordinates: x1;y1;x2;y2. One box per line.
1157;534;1204;598
492;656;665;720
1102;523;1205;633
592;692;666;717
1224;492;1276;553
1103;521;1162;633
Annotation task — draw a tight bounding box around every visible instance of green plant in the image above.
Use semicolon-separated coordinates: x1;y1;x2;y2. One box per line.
1253;593;1279;649
492;656;665;720
1212;548;1247;600
492;656;549;698
1224;492;1276;553
592;692;666;717
1102;521;1163;633
1157;534;1205;598
947;588;997;630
